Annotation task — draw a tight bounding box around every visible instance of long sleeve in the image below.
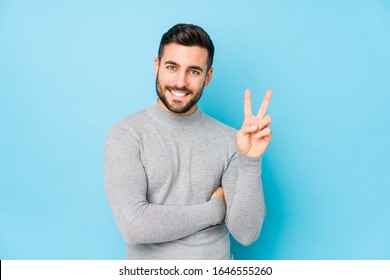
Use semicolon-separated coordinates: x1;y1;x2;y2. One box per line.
222;152;265;246
104;124;225;245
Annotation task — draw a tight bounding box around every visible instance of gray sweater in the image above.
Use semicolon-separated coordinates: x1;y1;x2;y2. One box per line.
104;102;265;259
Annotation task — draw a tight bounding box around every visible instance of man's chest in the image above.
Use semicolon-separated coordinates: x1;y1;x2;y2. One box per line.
139;132;232;205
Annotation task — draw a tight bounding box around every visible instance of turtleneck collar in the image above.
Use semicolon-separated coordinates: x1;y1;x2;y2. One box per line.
146;100;204;129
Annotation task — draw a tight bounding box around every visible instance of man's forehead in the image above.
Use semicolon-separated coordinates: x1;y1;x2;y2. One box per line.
160;43;208;66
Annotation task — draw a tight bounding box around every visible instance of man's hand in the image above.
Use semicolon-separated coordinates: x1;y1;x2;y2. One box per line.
211;186;225;206
236;89;273;158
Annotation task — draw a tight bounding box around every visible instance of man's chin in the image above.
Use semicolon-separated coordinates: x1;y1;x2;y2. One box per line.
166;101;195;115
168;105;191;114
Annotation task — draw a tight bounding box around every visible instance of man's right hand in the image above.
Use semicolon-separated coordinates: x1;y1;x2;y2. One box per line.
211;186;225;204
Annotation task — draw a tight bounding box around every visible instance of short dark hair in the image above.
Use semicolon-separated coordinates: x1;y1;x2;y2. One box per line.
158;23;215;69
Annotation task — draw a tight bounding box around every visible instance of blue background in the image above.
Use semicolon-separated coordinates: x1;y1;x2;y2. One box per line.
1;0;389;259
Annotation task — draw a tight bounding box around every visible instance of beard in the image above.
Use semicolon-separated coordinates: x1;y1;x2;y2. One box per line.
155;73;205;115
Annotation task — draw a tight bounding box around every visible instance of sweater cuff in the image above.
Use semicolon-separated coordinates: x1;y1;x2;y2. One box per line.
237;153;262;174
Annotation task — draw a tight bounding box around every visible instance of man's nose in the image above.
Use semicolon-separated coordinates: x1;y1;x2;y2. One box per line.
174;71;188;88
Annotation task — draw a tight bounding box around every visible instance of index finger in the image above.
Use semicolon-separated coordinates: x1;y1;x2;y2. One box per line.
244;89;253;118
256;90;272;119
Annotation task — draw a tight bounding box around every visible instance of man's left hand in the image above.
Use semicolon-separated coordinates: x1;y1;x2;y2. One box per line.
236;89;273;158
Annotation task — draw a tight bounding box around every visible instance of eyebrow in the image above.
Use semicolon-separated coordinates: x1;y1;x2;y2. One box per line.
164;60;204;72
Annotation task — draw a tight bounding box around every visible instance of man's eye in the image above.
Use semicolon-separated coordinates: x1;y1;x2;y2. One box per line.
189;70;200;75
167;65;176;70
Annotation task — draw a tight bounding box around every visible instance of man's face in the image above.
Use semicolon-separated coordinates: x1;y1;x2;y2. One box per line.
154;43;213;116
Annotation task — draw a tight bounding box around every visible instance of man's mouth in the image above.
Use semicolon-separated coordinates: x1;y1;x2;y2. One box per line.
171;90;188;97
168;88;191;98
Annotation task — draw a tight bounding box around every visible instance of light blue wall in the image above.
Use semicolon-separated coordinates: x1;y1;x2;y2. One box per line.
1;0;389;259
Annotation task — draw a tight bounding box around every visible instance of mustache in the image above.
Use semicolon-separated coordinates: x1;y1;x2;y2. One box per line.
166;85;193;94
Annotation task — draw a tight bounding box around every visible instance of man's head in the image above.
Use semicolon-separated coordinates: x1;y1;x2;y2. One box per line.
155;23;214;116
158;23;214;70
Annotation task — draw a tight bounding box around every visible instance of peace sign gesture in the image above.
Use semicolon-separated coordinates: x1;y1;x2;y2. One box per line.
236;89;273;158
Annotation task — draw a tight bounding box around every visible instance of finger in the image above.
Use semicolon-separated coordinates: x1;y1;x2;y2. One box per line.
256;90;272;119
258;115;272;131
244;89;252;118
211;186;224;198
237;123;259;138
253;126;272;139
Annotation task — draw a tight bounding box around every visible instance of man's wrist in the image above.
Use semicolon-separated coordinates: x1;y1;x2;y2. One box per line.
237;152;262;174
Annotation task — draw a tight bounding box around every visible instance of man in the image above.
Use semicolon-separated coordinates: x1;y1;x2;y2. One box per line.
104;23;272;259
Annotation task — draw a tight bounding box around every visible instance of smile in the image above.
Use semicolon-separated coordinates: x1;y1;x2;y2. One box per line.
170;90;189;97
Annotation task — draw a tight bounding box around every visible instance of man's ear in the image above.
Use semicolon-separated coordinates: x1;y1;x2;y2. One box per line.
204;67;213;86
154;57;159;76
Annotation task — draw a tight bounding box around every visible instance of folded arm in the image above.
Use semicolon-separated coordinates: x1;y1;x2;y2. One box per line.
104;125;225;244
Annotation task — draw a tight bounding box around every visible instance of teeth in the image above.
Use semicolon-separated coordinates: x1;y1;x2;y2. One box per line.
171;91;187;97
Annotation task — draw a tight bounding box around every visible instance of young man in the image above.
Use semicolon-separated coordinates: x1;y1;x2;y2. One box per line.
104;23;272;259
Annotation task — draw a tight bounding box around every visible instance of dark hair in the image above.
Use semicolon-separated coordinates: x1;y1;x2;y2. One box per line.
158;23;215;69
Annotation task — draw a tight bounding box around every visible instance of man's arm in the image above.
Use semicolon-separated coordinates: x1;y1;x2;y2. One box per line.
222;89;272;246
104;124;225;245
222;153;265;246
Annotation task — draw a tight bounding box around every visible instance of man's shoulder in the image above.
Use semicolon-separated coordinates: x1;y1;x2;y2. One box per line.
201;113;237;136
113;105;152;127
106;106;150;136
200;113;237;151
